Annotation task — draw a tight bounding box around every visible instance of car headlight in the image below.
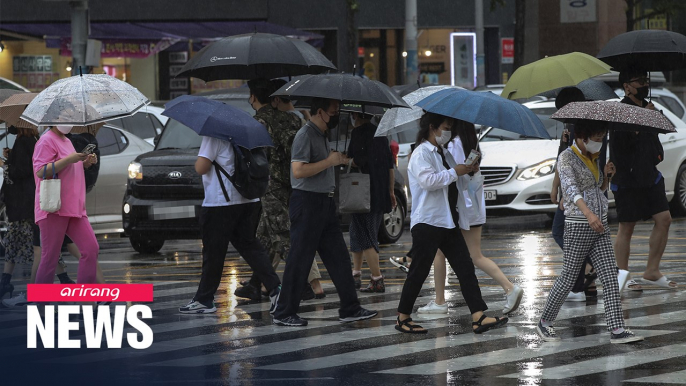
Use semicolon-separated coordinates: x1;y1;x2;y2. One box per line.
517;159;556;181
128;162;143;180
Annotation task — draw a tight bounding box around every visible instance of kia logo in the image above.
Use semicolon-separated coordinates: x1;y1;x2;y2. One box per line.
168;171;182;179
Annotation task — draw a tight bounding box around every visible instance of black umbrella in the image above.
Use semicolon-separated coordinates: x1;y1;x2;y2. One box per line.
538;78;618;101
177;33;337;81
597;30;686;72
271;74;410;109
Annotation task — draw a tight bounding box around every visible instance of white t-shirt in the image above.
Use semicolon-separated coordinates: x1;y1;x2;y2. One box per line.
198;137;259;207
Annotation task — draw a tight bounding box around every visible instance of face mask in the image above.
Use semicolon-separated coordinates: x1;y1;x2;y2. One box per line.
435;129;452;146
56;125;73;134
325;112;340;130
584;139;602;154
350;116;357;128
634;85;649;100
249;96;257;111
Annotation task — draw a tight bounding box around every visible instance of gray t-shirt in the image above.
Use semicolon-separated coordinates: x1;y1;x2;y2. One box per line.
290;122;336;193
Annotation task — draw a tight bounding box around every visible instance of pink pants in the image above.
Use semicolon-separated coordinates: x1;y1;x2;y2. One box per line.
35;215;99;284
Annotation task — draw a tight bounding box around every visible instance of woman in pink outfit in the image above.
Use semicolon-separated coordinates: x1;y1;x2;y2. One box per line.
32;125;99;284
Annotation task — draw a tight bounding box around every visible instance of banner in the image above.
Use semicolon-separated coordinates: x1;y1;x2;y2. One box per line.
60;38;178;58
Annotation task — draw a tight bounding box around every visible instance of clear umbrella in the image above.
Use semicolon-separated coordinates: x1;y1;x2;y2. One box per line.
21;74;150;127
374;85;461;137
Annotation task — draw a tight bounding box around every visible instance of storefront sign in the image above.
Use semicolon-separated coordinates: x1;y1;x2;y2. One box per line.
12;55;57;91
502;38;514;64
450;33;476;89
419;62;445;74
560;0;597;23
60;38;177;58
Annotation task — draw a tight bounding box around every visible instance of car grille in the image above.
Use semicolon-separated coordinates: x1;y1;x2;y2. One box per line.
525;194;553;205
132;165;204;200
484;194;517;206
481;166;515;186
140;166;201;186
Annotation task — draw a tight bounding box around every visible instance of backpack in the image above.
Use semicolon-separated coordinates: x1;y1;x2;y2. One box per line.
66;133;100;193
213;142;270;200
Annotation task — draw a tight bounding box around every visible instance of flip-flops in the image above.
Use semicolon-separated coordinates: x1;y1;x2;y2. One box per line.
642;276;678;289
472;314;508;334
395;317;428;334
626;279;643;291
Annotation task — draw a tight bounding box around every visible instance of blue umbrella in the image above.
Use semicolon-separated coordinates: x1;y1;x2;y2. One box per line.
162;95;273;149
414;88;550;139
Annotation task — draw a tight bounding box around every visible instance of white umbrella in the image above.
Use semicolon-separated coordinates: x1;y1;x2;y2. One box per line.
374;85;463;137
21;74;150;127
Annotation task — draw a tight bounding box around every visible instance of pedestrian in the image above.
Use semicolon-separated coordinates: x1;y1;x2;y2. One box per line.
235;78;325;302
272;97;377;326
549;87;599;301
418;119;524;315
178;132;282;314
396;112;507;334
537;120;642;344
611;69;676;291
32;125;99;286
270;78;311;121
346;110;395;292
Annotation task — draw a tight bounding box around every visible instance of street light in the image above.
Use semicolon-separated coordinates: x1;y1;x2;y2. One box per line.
66;60;72;72
424;50;432;57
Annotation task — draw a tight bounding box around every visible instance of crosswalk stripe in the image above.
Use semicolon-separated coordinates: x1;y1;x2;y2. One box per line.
592;310;686;327
624;369;686;384
499;341;686;380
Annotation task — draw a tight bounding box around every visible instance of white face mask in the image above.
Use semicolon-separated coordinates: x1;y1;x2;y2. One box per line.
350;116;357;128
435;129;452;146
584;139;602;154
56;125;73;134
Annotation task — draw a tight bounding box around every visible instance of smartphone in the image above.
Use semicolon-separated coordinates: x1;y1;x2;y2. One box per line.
82;144;97;155
464;149;481;166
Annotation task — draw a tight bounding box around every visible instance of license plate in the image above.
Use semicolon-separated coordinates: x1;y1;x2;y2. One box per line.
150;205;196;220
484;190;497;201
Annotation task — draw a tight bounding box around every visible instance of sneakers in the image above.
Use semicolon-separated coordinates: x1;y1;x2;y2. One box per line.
360;276;385;293
503;285;524;313
618;269;630;292
565;291;586;302
234;283;261;301
389;256;410;274
339;307;378;323
2;292;29;308
418;300;448;314
179;300;217;314
269;285;281;315
273;314;308;326
353;273;362;290
611;329;644;344
536;321;561;342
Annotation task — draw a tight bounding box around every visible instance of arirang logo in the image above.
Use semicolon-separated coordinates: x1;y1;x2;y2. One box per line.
168;171;182;179
210;56;237;62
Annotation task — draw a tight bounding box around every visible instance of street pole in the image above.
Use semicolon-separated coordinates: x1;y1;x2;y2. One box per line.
70;0;89;76
405;0;418;85
475;0;485;88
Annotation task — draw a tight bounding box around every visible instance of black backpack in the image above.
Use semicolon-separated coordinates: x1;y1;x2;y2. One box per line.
213;143;270;200
66;133;100;193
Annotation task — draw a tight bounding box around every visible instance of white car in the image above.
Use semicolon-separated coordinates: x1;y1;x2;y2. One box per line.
612;87;686;122
479;99;686;214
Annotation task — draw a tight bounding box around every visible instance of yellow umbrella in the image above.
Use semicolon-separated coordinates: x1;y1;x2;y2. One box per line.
501;52;612;100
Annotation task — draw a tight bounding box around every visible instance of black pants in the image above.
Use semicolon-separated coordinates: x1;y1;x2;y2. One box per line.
397;223;488;315
273;189;361;319
194;202;280;304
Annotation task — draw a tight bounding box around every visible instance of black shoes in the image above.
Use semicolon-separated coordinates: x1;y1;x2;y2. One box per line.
339;308;378;323
234;283;261;301
273;314;308;326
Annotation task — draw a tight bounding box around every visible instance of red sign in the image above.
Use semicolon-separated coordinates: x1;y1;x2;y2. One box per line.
28;284;154;302
502;38;514;64
358;47;365;57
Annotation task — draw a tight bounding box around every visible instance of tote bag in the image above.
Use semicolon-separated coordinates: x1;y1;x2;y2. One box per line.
39;162;61;213
338;160;371;214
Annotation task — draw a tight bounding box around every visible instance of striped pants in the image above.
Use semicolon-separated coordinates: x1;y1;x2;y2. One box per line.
541;221;625;331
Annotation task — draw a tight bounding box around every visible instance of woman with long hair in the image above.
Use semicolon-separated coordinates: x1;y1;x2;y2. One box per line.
395;112;507;334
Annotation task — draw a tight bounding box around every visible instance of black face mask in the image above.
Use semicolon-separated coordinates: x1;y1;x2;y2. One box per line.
326;113;340;130
634;85;649;100
7;126;18;135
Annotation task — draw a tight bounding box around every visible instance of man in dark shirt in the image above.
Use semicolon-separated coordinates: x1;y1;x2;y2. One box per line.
610;69;676;291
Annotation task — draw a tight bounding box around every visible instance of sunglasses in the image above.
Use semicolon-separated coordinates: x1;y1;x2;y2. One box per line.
629;77;649;86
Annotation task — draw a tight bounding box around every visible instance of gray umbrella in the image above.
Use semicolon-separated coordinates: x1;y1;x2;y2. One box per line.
21;74;150;126
538;78;618;101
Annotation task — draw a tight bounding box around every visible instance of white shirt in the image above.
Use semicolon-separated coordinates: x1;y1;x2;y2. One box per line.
198;137;259;207
447;138;486;229
408;141;459;230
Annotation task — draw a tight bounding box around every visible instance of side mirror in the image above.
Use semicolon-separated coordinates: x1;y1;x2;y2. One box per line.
153;134;161;147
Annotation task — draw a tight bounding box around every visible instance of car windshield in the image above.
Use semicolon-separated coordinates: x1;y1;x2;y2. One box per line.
156;119;202;150
480;107;564;141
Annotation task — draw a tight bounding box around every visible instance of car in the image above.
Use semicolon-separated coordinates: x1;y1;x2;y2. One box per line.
0;77;30;92
477;99;686;215
611;87;686;122
106;110;166;146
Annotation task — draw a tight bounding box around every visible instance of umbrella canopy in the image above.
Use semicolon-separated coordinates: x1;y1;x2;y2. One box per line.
538;78;618;101
271;74;410;109
162;95;273;149
550;101;675;134
391;82;437;97
597;30;686;72
0;93;38;128
177;33;337;81
501;52;612;100
21;74;150;127
375;85;460;137
415;88;550;139
0;89;23;104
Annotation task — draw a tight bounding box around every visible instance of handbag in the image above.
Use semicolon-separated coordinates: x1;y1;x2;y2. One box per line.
39;162;61;213
339;159;371;214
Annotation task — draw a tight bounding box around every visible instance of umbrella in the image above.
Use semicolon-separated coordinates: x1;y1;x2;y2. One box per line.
375;85;460;137
271;74;410;109
177;33;337;81
550;101;675;134
538;78;618;101
415;88;550;139
391;82;437;97
501;52;612;100
597;30;686;72
162;95;273;149
0;89;23;104
0;93;39;129
21;74;150;127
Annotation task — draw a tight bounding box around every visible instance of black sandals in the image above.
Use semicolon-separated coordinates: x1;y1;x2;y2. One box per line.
395;317;428;334
472;314;508;334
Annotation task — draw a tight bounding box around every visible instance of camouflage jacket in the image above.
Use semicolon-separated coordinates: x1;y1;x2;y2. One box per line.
254;106;305;203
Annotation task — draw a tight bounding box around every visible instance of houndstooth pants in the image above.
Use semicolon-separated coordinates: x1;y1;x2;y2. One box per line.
541;221;625;331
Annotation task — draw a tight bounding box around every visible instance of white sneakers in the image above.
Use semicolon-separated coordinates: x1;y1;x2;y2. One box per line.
417;300;448;314
565;291;586;302
2;292;28;308
503;285;524;314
